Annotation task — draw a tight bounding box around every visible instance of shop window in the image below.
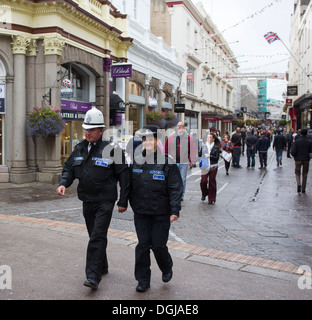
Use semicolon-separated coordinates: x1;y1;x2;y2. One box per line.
129;81;143;96
60;63;89;102
61;121;85;165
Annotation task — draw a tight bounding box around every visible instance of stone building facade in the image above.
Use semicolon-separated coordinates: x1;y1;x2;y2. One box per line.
0;0;132;183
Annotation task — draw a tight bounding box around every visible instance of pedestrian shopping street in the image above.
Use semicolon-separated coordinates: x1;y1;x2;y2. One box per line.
0;148;311;269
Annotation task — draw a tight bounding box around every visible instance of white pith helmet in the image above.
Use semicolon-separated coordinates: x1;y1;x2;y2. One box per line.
82;106;105;130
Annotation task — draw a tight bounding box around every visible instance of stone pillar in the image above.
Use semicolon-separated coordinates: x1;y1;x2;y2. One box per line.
26;40;38;172
144;74;151;127
10;35;36;184
158;79;164;112
37;36;65;184
124;77;131;135
103;57;112;131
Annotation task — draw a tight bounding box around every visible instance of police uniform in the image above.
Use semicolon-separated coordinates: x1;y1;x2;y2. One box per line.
129;126;183;292
58;107;130;289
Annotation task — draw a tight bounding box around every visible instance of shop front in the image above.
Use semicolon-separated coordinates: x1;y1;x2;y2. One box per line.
129;81;145;133
294;93;312;130
59;62;96;164
60;100;92;164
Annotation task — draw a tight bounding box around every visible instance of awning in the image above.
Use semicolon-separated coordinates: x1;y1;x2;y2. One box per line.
110;93;125;112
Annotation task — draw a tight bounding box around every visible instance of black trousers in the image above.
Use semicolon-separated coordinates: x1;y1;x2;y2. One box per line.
259;151;268;168
134;214;173;284
83;201;114;283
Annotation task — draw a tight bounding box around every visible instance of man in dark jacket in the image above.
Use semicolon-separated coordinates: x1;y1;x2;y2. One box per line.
256;132;270;169
231;127;242;168
245;130;258;168
130;125;183;292
291;129;312;193
56;107;130;290
273;129;286;167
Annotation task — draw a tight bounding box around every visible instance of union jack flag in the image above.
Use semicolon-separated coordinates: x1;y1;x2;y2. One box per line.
264;32;280;44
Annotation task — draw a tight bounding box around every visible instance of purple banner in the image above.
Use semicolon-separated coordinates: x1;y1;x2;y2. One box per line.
111;64;132;78
61;99;92;112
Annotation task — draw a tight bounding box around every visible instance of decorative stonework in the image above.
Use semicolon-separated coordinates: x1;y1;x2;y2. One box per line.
26;39;38;57
43;36;65;56
11;35;31;55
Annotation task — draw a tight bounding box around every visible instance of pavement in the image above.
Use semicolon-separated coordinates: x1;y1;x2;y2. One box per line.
0;149;311;300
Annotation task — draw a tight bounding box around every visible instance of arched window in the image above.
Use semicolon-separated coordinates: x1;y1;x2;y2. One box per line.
129;81;144;97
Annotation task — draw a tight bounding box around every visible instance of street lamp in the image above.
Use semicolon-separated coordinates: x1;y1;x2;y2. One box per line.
202;74;212;85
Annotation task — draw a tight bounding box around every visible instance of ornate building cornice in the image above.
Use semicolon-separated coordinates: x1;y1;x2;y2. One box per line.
43;36;65;56
11;35;31;55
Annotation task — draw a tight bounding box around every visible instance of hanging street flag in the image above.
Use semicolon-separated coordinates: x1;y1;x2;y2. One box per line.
264;32;280;44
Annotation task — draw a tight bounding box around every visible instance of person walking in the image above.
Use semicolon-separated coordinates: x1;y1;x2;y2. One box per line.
231;127;242;168
129;125;183;292
199;132;220;204
290;129;312;194
273;129;286;167
165;122;196;201
256;132;270;169
221;134;233;175
240;127;246;156
56;107;130;290
245;130;258;168
286;128;294;158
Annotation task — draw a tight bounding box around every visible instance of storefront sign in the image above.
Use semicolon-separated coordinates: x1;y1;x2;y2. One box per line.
0;98;4;113
203;117;219;121
61;99;92;112
222;120;233;123
286;99;293;106
111;64;132;78
115;112;122;125
287;86;298;96
61;111;85;121
174;104;185;113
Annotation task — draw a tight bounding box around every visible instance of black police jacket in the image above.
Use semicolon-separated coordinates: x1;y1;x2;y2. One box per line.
59;138;130;206
129;148;183;217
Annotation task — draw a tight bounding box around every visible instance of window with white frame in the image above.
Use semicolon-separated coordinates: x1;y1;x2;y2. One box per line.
187;65;195;94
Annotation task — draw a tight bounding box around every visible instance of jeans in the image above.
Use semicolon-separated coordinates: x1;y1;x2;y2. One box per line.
232;148;241;167
276;149;283;165
247;148;256;167
177;163;188;198
259;151;268;168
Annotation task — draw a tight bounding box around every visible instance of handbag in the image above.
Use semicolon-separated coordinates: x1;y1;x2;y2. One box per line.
222;150;232;162
199;147;210;170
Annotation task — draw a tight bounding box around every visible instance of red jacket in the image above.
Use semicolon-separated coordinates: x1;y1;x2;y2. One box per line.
165;133;197;164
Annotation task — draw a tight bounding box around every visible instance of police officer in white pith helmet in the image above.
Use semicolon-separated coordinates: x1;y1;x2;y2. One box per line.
57;106;130;290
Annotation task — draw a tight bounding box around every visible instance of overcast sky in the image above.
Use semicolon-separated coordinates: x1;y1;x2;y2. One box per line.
194;0;294;100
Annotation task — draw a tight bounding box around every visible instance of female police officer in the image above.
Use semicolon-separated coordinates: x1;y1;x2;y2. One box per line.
129;125;183;292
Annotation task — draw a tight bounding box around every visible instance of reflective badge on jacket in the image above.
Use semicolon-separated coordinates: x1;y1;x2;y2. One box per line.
95;160;108;167
93;157;112;167
150;170;165;181
74;157;84;161
132;169;143;173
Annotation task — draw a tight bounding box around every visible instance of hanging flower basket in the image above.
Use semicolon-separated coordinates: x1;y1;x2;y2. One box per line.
146;111;179;129
26;106;65;141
